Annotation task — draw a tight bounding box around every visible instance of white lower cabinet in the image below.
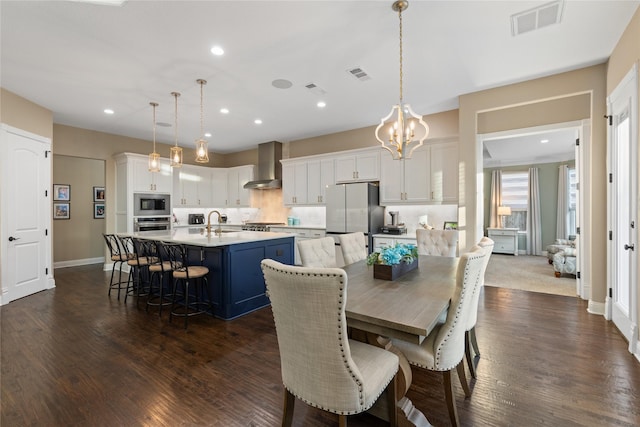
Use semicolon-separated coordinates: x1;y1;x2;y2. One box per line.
372;235;417;252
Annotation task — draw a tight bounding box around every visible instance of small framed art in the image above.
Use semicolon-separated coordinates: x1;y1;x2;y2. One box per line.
93;186;105;202
53;184;70;201
54;202;70;220
94;203;105;219
443;221;458;230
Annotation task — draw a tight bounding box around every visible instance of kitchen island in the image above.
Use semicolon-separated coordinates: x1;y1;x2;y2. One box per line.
131;228;294;320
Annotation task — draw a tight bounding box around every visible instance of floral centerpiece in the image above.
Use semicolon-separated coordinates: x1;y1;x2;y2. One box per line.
367;243;419;280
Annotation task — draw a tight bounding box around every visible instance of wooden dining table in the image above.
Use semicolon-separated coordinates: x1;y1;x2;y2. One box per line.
343;255;460;427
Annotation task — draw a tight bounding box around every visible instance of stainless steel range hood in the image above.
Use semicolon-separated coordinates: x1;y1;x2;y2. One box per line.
243;141;283;190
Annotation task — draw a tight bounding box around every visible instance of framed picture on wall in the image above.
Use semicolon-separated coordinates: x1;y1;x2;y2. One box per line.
443;221;458;230
94;203;105;219
53;184;70;201
54;202;70;220
93;186;105;202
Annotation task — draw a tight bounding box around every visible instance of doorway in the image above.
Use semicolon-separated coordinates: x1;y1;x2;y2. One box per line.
606;64;638;352
0;124;53;304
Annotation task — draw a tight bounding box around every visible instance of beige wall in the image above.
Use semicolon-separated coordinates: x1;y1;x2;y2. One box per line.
459;64;608;306
52;155;105;263
606;7;640;344
0;88;53;139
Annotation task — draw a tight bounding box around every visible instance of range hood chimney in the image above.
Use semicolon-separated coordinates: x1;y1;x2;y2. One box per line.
243;141;283;190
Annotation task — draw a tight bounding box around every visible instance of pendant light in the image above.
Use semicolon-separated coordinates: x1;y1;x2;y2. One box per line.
170;91;183;168
148;102;160;172
375;0;429;160
194;78;210;163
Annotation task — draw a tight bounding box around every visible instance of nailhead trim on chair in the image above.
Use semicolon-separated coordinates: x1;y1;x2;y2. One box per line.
261;262;396;415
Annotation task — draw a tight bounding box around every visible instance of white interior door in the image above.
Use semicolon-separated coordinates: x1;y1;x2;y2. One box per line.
607;65;638;352
0;124;52;304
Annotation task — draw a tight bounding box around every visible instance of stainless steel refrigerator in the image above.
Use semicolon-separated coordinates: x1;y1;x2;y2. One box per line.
325;182;384;255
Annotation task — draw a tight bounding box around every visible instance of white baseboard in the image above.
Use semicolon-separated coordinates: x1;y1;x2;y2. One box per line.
54;257;105;269
587;299;605;315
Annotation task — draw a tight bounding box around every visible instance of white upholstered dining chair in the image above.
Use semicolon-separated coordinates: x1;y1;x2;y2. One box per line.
339;232;367;266
415;229;459;257
297;236;337;267
261;259;399;427
464;237;494;381
391;246;487;427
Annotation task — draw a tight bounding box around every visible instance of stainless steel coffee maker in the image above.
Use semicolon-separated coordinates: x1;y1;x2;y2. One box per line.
388;211;399;226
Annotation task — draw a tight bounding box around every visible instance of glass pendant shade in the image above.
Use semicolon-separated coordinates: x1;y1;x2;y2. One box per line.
170;146;183;167
170;91;183;168
195;138;209;163
148;101;161;172
194;79;210;163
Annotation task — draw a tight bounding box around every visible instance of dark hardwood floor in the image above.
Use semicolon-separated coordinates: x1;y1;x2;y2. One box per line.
2;264;639;426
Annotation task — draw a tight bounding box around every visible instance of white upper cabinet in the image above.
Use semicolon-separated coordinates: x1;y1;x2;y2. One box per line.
379;141;458;205
334;149;379;183
173;165;215;207
127;154;173;193
306;158;335;204
380;146;430;203
227;165;255;207
210;168;228;207
429;141;458;203
282;162;308;205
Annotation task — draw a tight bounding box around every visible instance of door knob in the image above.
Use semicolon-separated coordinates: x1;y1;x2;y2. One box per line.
8;236;19;242
624;243;635;251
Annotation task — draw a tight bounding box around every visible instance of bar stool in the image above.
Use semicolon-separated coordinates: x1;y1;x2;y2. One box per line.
146;240;174;316
103;233;131;300
120;236;156;307
164;243;212;328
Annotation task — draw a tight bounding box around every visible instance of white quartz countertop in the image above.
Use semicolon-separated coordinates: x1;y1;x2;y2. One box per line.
129;228;294;247
372;233;418;239
268;225;326;231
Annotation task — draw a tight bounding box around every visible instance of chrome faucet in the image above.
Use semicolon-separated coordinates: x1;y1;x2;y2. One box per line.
206;210;223;236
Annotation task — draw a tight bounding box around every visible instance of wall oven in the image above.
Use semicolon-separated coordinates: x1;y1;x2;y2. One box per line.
134;217;171;232
133;193;171;216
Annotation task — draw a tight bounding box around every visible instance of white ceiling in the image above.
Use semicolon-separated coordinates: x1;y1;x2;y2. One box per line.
1;0;638;156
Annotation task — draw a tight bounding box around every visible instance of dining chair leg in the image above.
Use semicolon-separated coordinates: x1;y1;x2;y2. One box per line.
470;327;481;357
282;389;295;427
456;360;471;397
338;414;347;427
443;369;460;427
465;331;477;379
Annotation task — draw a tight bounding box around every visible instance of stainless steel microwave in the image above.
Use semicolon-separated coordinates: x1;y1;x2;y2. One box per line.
133;193;171;216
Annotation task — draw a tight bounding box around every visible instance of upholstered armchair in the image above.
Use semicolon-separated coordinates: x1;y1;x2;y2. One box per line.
553;247;577;277
546;238;576;264
261;259;399;426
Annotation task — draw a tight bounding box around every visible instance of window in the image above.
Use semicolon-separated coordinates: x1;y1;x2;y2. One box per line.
501;171;528;231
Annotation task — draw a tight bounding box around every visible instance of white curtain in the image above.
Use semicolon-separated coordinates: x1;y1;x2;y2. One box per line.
527;167;542;255
556;165;568;239
489;170;502;228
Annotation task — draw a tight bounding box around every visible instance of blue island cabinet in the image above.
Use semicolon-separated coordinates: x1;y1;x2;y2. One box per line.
194;236;294;320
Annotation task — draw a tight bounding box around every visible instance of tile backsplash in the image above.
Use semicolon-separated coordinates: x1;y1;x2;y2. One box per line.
173;188;456;232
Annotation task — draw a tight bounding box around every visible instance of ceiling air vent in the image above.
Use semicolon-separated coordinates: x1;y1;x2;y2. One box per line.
511;0;564;36
347;67;371;82
305;83;327;96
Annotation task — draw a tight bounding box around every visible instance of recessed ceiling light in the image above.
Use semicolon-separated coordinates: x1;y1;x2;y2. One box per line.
210;46;224;56
317;101;326;108
220;108;229;114
540;139;549;143
103;108;114;115
205;132;212;138
254;119;262;125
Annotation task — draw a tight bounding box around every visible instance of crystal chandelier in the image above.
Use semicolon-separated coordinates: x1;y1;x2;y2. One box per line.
375;0;429;160
194;79;210;163
148;101;160;172
170;91;183;168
